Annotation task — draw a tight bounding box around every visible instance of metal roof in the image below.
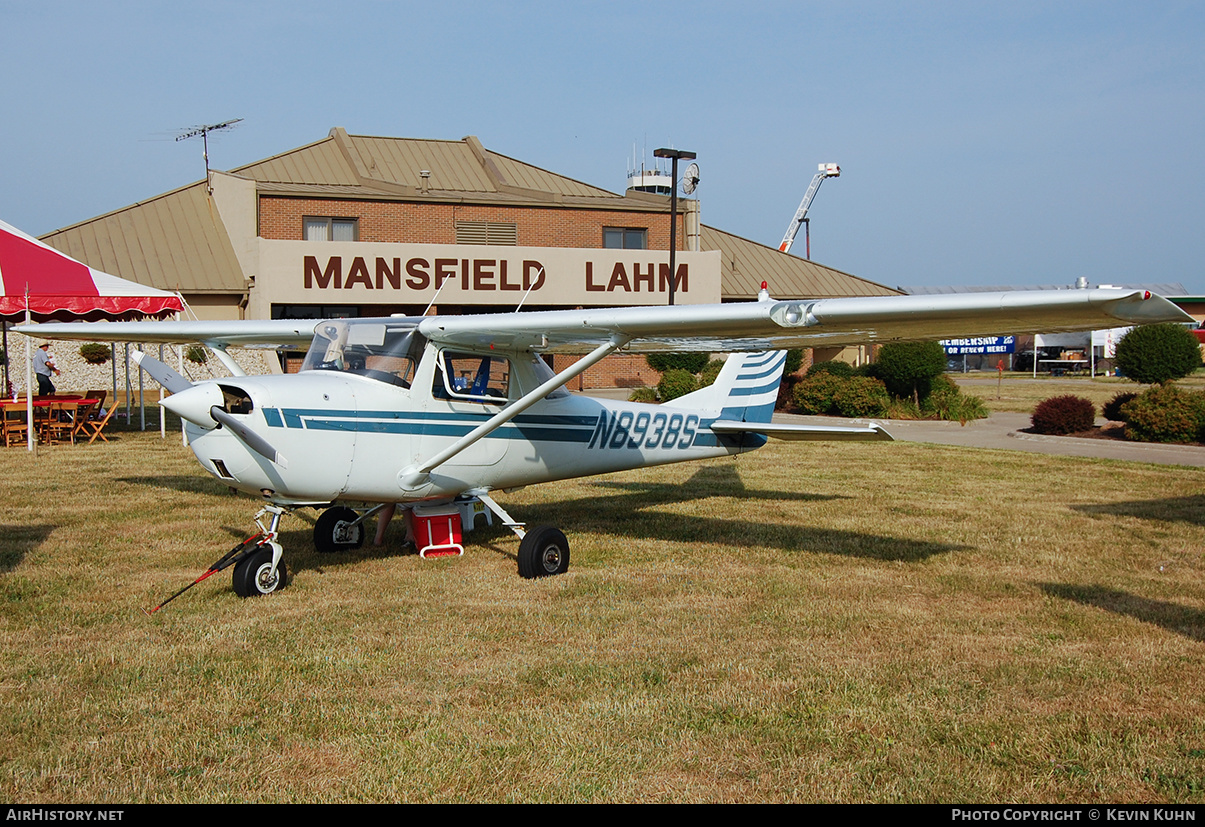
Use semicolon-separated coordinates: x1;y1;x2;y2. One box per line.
701;225;900;300
237;129;626;205
39;181;245;294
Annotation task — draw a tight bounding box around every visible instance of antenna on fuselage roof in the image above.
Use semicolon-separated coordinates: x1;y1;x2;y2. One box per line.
422;273;454;316
513;268;543;313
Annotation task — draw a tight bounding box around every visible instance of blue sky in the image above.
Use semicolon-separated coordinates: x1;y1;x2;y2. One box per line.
2;1;1202;293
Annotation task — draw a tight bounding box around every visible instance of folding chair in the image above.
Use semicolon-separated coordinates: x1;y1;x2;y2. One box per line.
80;404;117;444
71;398;100;443
1;403;29;447
42;402;78;446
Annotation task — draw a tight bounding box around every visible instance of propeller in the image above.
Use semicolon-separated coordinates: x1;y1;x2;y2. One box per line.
209;406;288;469
130;350;193;394
130;350;288;468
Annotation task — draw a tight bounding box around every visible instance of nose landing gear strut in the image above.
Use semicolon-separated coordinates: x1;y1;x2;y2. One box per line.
144;504;293;613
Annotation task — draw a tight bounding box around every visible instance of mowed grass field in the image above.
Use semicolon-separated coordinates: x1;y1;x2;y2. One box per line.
1;425;1204;802
952;371;1205;415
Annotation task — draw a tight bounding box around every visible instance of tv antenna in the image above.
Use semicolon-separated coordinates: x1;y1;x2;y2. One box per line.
176;118;243;192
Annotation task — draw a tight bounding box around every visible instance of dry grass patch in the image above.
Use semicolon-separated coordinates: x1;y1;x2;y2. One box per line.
954;371;1205;415
1;429;1204;802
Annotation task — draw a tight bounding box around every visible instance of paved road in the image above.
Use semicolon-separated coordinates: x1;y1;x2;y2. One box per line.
579;388;1205;468
780;410;1205;467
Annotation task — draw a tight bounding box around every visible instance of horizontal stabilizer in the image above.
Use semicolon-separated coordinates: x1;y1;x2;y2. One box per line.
710;420;893;442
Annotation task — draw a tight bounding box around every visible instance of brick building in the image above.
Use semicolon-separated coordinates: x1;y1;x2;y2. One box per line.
39;128;899;388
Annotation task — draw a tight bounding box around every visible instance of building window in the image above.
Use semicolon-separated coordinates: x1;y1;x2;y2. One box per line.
455;221;518;246
603;227;647;249
304;217;358;241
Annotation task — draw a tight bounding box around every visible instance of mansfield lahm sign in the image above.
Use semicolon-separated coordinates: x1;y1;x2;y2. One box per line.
940;336;1016;355
254;240;722;311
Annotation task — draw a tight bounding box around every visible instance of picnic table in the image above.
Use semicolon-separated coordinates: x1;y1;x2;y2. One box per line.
1;396;114;446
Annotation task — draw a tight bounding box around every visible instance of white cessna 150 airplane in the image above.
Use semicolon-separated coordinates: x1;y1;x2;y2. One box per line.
22;285;1190;602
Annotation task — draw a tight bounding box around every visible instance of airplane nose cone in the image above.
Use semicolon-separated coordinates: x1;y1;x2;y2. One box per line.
159;383;225;428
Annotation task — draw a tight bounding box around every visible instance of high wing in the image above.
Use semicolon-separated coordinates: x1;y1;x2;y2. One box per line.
19;288;1191;352
418;288;1191;353
13;319;319;348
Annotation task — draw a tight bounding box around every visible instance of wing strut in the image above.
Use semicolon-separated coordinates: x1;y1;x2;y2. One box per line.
204;342;247;377
398;334;629;490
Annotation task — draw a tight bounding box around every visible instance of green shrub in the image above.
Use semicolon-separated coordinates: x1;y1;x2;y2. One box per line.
185;344;209;365
832;376;890;418
784;349;804;376
628;387;657;403
1120;384;1205;444
646;352;709;375
887;398;922;420
873;341;947;403
924;390;989;423
927;373;959;397
1031;395;1096;435
792;372;845;415
1115;323;1201;385
78;342;112;364
923;374;989;423
776;374;800;412
699;359;725;388
657;369;698;402
805;360;855;379
1102;392;1138;422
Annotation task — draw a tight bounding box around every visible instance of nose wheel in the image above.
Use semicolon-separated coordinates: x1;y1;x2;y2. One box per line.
230;505;290;599
232;542;288;597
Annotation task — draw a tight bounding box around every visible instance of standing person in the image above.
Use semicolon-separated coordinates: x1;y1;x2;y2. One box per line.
33;342;59;396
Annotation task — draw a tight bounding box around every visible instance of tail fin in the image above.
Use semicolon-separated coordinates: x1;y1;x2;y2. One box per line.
664;351;786;424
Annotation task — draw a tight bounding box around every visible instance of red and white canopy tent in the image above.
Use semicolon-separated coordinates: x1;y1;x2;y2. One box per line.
0;219;183;450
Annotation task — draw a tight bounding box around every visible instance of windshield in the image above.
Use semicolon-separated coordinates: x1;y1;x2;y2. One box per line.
300;319;424;389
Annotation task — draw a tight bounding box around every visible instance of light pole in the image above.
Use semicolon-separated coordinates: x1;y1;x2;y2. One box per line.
653;148;695;306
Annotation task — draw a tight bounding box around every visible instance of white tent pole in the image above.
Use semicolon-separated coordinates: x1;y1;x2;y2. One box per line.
24;293;33;453
178;344;186;447
158;344;166;438
138;344;145;431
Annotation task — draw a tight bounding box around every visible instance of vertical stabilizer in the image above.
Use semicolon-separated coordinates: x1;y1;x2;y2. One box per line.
664;351;786;424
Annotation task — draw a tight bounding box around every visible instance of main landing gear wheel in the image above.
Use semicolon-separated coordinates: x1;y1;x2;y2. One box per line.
232;544;288;597
517;525;570;579
314;506;365;554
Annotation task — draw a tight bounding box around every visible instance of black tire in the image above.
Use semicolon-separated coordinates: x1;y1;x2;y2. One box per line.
314;506;365;554
517;525;570;579
232;545;288;597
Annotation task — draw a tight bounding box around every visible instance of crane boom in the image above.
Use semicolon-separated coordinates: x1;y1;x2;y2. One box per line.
778;163;840;254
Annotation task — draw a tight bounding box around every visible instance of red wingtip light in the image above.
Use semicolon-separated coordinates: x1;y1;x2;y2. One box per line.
1144;291;1151;300
761;281;768;290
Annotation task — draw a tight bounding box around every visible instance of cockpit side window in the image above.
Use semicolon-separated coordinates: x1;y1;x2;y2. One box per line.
434;351;511;403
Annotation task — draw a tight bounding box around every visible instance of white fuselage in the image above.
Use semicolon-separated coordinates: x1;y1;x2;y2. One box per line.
183;342;761;506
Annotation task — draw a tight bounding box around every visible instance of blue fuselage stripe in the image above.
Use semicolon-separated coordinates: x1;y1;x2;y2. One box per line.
262;407;598;443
